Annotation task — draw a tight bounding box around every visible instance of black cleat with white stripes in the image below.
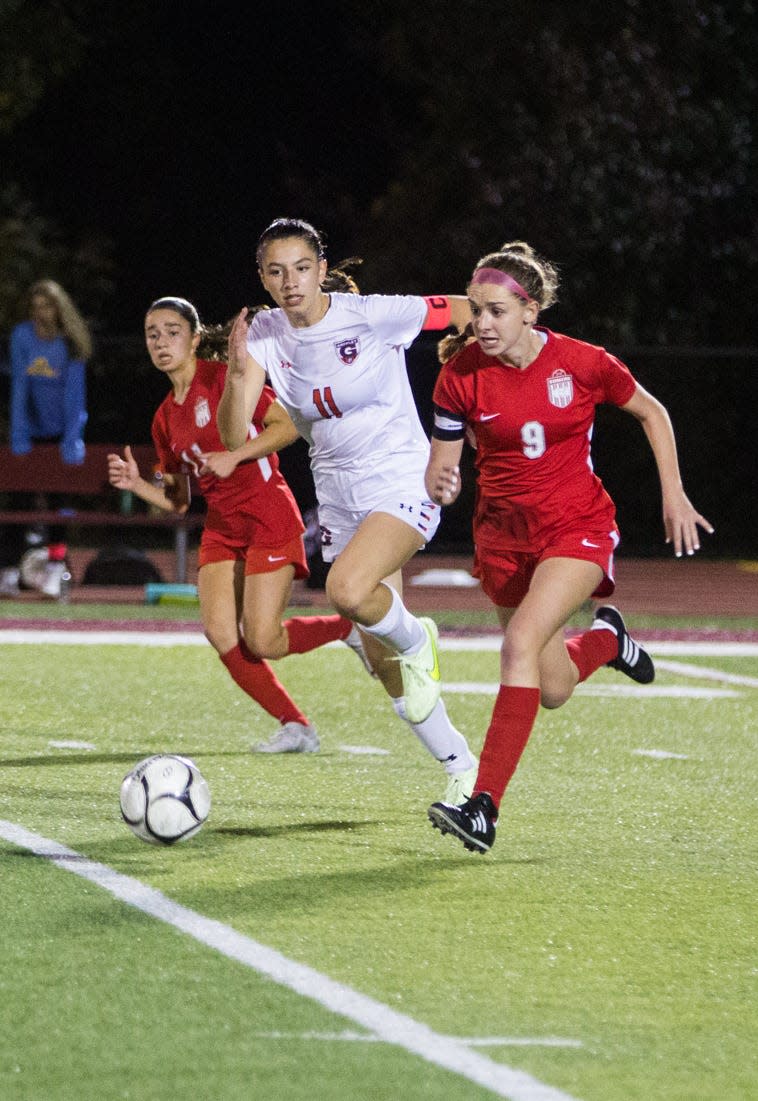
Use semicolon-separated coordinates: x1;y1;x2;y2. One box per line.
428;792;498;853
593;605;655;684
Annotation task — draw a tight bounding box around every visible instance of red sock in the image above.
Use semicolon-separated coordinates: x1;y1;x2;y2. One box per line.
221;642;308;726
473;685;541;810
284;614;352;654
565;627;617;683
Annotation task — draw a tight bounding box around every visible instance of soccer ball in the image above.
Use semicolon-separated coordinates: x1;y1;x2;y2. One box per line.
120;754;210;845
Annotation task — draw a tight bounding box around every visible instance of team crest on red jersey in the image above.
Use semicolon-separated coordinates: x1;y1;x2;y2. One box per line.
547;369;574;408
194;397;211;428
335;338;360;364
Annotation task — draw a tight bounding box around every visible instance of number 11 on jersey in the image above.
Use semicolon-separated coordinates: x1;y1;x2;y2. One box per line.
312;386;343;419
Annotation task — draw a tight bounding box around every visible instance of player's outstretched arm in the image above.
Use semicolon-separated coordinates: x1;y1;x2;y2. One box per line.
200;402;300;478
107;445;188;513
217;309;267;450
447;295;472;333
621;384;714;557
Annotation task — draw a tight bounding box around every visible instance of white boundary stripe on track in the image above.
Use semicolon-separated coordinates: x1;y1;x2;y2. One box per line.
0;820;581;1101
0;629;209;646
1;629;757;658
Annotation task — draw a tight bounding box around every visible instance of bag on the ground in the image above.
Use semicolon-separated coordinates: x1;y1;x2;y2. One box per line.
82;546;164;586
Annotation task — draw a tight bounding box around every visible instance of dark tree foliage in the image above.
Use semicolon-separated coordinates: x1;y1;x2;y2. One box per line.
0;0;90;136
346;0;758;346
0;1;115;333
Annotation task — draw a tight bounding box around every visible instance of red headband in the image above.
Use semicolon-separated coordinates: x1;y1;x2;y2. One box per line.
470;266;531;301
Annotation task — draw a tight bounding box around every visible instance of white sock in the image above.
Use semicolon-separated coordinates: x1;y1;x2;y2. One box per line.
392;697;475;771
361;584;425;654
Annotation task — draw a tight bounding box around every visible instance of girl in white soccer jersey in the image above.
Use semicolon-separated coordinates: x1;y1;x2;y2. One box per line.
218;217;478;802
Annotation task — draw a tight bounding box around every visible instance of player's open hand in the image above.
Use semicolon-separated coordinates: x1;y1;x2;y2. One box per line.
107;445;140;490
663;491;714;557
227;308;250;378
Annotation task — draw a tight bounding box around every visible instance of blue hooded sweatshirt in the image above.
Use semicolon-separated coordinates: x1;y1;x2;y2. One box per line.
9;320;87;465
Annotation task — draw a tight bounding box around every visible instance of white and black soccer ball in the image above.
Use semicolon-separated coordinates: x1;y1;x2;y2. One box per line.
120;754;210;845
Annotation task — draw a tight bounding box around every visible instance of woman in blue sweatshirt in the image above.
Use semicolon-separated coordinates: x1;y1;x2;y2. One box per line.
10;280;91;465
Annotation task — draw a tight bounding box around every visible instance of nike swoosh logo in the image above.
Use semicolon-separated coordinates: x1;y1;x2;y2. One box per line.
267;555;287;562
581;539;600;548
478;413;500;421
429;637;441;682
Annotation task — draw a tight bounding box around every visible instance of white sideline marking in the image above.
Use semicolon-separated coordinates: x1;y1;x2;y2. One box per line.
633;749;689;760
339;745;390;756
654;658;758;689
0;820;581;1101
437;638;758;657
0;629;209;646
48;740;97;750
645;641;758;657
252;1030;583;1049
444;682;741;699
1;630;757;660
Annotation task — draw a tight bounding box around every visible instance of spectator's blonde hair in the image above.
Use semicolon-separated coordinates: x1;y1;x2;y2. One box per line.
28;279;92;360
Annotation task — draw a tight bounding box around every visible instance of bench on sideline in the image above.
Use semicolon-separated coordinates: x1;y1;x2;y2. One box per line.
0;444;204;583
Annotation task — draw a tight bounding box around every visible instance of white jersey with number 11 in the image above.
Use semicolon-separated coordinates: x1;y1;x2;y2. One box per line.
246;292;431;512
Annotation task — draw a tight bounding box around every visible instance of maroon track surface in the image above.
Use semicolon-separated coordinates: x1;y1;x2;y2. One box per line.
2;550;756;640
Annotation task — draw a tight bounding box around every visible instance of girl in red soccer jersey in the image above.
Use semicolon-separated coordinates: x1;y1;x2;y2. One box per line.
425;242;713;852
108;296;369;754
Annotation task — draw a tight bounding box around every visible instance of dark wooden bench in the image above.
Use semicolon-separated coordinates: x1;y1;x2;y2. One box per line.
0;443;204;583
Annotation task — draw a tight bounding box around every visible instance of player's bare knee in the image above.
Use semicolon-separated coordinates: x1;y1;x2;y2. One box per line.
325;569;365;619
540;686;571;710
500;632;534;678
204;624;236;656
242;622;279;659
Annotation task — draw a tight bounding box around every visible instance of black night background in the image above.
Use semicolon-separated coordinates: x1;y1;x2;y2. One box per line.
1;0;756;553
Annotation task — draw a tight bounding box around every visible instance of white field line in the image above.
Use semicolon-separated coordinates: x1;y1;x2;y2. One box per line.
0;629;209;646
444;682;741;699
0;820;581;1101
439;638;758;657
251;1030;583;1049
0;631;753;694
653;658;758;688
0;629;757;659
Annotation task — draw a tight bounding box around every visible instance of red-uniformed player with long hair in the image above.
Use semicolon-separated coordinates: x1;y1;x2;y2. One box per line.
426;242;713;853
108;296;368;754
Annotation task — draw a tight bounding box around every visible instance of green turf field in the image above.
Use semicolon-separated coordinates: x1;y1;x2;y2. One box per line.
0;611;756;1100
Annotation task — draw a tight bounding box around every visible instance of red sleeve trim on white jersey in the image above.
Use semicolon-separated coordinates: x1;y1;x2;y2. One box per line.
422;296;452;330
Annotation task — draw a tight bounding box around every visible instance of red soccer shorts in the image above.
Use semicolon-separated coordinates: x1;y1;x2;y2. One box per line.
198;531;309;579
473;528;619;608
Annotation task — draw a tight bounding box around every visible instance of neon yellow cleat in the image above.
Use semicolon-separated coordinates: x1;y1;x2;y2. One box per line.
397;617;442;724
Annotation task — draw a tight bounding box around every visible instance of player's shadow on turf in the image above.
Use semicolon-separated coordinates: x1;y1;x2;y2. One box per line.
214;821;376;839
0;750;241;768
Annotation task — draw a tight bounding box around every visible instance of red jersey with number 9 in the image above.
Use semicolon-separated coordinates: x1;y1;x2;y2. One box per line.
432;329;637;551
151;359;304;546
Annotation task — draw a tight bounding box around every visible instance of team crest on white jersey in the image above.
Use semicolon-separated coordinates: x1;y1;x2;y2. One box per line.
194;397;211;428
547;368;574;408
335;338;360;364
